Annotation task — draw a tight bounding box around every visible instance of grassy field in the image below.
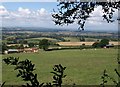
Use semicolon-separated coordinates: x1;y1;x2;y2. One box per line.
25;37;101;43
2;48;118;85
63;37;80;42
25;37;58;43
63;37;100;42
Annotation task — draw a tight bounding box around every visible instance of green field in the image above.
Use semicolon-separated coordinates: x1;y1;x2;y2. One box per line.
63;37;80;42
2;48;118;85
25;37;58;43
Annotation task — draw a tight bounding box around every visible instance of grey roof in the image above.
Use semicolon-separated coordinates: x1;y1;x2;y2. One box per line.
8;49;19;52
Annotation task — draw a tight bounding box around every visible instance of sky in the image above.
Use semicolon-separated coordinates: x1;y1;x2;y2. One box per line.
0;2;119;31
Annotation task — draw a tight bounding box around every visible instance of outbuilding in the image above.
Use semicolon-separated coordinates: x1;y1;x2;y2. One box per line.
7;49;19;54
24;48;39;53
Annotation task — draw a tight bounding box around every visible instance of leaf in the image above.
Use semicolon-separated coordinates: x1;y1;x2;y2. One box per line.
17;73;21;77
53;75;58;80
63;75;66;78
39;83;44;87
1;81;6;87
51;72;60;77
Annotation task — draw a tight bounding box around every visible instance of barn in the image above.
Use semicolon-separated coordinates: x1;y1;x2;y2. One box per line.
24;48;39;53
7;49;19;54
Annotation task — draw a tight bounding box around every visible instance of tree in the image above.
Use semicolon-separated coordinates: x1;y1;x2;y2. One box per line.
39;39;50;51
28;43;35;48
92;39;109;48
80;43;85;49
52;1;120;86
19;40;28;44
79;36;85;42
1;43;8;54
51;64;66;87
19;44;24;49
52;0;119;30
92;41;100;48
99;39;109;47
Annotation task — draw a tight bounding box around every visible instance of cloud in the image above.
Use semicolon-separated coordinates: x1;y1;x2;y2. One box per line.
16;7;31;18
87;6;118;25
2;6;52;27
90;6;103;17
1;5;118;31
0;5;9;16
18;7;31;14
37;8;47;16
87;6;104;25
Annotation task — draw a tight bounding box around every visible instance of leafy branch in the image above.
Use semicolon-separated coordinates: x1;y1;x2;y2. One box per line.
100;56;120;87
51;64;66;87
3;57;44;87
52;1;120;30
3;57;67;87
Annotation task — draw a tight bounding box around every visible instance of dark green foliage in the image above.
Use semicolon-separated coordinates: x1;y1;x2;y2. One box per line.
51;64;66;87
92;42;100;48
28;43;35;48
18;40;28;44
19;44;24;49
92;39;109;48
1;43;8;54
3;57;19;65
39;39;50;51
52;1;119;30
99;39;109;48
79;36;85;42
79;44;86;49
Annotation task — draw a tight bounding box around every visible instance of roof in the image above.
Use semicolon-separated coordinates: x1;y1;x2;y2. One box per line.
24;48;38;51
8;49;19;52
106;44;114;46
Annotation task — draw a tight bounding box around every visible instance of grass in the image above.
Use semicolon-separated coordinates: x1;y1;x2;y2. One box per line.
25;37;58;43
63;37;80;42
85;38;100;41
63;37;100;42
2;48;118;85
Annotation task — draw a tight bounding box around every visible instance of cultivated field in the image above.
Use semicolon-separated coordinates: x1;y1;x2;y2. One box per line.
2;48;118;85
57;41;119;46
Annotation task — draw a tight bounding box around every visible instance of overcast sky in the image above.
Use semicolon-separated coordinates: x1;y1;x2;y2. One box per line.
0;2;119;31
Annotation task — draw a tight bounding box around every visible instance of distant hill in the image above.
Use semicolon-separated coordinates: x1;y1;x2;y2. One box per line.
2;27;69;32
2;26;118;33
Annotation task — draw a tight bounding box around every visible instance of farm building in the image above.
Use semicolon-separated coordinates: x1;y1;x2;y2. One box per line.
7;44;29;48
7;49;19;54
105;44;114;48
24;48;39;53
4;48;39;54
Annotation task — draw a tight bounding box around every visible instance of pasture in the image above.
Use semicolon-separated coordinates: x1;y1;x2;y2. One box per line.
25;37;58;43
2;48;118;85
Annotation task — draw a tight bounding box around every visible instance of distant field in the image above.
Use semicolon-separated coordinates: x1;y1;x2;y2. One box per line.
63;37;100;42
63;37;80;42
57;41;119;46
2;48;118;85
25;37;102;43
25;37;58;43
